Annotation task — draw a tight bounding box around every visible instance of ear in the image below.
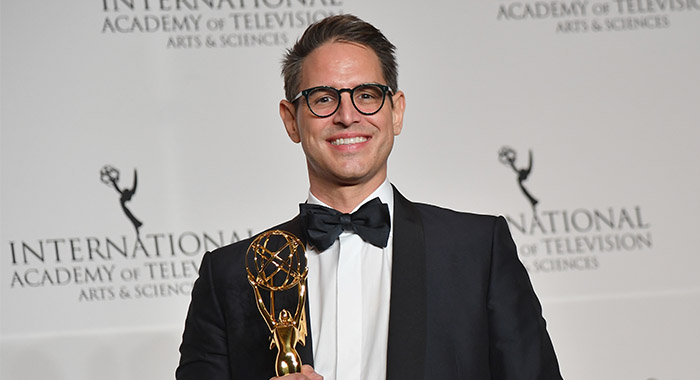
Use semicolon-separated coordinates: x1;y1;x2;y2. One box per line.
391;90;406;136
280;100;301;143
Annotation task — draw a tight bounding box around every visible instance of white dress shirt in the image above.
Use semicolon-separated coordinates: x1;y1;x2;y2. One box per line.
305;180;394;380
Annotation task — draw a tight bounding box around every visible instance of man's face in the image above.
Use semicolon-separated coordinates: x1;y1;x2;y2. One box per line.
280;41;405;194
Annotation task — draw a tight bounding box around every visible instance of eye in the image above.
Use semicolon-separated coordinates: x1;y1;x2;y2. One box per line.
309;89;338;106
354;86;383;103
316;95;334;104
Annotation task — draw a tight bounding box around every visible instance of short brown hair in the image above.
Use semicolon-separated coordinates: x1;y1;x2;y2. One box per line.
281;14;398;102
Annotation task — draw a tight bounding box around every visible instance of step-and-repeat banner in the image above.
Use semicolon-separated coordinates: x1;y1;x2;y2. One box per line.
2;1;699;379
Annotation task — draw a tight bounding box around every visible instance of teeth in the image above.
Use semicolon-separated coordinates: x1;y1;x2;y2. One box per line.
331;137;368;145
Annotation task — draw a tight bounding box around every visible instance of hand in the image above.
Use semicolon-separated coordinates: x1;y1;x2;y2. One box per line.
269;365;323;380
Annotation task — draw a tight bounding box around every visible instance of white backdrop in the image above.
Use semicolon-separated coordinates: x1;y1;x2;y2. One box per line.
2;0;699;379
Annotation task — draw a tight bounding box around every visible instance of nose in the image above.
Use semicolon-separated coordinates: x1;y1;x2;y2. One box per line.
332;92;361;127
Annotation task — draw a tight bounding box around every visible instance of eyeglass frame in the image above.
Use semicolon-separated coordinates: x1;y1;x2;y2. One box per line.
291;83;394;118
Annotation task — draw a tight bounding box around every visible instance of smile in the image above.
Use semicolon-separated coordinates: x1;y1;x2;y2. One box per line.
330;136;368;145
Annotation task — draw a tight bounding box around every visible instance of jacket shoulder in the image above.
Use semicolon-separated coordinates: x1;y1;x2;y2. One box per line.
413;202;501;229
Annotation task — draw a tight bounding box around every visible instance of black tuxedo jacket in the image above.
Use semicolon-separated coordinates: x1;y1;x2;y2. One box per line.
177;188;562;380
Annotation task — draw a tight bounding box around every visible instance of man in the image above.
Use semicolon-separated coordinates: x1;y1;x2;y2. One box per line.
177;14;562;380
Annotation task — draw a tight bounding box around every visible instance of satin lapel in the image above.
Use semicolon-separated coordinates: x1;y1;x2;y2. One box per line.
272;216;315;368
386;187;427;380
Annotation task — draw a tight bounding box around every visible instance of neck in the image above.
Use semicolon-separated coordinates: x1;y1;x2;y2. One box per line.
309;177;386;214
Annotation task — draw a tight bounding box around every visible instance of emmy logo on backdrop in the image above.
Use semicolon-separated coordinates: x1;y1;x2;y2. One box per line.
246;230;309;377
499;147;539;210
100;165;143;238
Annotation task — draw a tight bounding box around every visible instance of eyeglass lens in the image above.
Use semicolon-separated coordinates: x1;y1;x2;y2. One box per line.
307;84;385;117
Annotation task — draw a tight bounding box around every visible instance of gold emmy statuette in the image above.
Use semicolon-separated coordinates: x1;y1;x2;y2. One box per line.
246;230;308;377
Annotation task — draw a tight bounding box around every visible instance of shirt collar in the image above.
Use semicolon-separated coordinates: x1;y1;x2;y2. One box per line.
306;179;395;227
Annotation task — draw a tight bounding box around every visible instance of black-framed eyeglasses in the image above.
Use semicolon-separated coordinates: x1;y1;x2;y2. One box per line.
292;83;393;118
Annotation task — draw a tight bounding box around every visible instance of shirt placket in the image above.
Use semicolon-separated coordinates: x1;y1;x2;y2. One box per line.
335;232;363;380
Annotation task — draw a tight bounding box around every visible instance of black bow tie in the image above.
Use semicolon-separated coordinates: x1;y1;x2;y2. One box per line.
299;197;391;251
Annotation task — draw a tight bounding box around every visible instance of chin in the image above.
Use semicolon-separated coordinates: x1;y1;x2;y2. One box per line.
332;174;367;186
334;169;384;186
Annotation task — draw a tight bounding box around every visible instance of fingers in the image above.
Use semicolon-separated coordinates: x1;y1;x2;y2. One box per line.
269;365;323;380
301;365;323;380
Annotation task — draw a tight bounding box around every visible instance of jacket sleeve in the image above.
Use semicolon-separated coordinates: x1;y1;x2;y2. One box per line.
487;216;563;380
176;251;231;380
